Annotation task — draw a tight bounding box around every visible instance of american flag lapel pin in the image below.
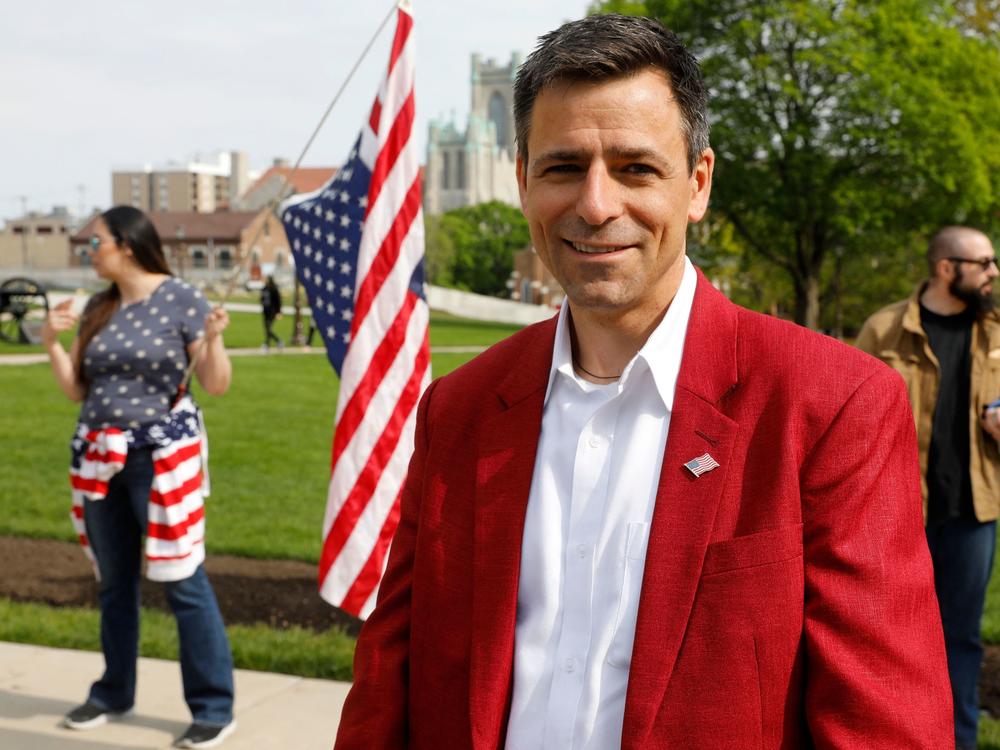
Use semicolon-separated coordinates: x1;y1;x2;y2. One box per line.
684;453;720;478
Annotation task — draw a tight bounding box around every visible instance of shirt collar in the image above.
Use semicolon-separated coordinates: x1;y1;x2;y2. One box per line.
543;256;698;410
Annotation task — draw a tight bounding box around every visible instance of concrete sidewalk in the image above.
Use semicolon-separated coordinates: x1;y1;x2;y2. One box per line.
0;641;349;749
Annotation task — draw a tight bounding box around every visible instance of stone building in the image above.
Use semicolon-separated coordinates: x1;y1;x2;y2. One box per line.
0;207;76;271
424;53;522;215
112;151;251;214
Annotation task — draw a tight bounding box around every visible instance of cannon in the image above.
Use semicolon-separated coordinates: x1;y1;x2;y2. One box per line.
0;277;49;345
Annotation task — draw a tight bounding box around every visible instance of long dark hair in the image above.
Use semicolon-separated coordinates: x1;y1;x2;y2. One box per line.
76;206;172;382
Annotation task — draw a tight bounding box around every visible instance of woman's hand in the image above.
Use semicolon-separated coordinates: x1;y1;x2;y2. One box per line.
204;305;230;342
42;299;79;347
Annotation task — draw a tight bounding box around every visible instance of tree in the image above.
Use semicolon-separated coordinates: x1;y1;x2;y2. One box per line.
595;0;1000;329
422;201;530;296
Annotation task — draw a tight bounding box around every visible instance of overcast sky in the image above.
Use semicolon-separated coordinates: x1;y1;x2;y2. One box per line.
1;0;587;220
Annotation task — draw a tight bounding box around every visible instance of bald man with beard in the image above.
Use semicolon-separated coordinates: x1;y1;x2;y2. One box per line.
858;226;1000;749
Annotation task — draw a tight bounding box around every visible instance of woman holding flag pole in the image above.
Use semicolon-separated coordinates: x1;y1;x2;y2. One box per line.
41;205;237;749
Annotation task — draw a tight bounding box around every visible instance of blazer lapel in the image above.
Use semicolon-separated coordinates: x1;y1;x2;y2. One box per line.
468;319;554;750
621;272;741;749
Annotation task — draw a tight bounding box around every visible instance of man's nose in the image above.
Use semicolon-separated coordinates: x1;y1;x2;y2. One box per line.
576;165;623;226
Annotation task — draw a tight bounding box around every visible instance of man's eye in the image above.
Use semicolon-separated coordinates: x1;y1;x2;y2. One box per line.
624;163;657;175
543;164;581;175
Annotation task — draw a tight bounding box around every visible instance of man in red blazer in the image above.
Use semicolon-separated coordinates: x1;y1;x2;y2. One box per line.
335;14;952;749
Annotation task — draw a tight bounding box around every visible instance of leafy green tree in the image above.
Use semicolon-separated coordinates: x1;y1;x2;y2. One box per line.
422;201;530;296
594;0;1000;329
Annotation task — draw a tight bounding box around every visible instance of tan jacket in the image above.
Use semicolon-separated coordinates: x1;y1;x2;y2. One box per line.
856;284;1000;522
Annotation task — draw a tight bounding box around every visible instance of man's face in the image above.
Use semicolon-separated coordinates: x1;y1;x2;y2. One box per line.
516;69;713;320
948;233;998;313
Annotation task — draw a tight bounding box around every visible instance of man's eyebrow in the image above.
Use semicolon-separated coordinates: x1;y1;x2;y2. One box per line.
530;146;669;169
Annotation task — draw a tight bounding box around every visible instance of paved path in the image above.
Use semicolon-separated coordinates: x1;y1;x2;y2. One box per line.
0;641;349;749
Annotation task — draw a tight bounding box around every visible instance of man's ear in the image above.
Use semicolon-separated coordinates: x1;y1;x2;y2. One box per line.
516;154;528;212
687;147;714;224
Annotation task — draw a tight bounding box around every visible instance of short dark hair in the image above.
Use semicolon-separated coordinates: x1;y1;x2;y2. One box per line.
513;13;709;174
927;226;984;276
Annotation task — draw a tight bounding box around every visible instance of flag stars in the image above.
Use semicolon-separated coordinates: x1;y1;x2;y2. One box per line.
326;232;336;246
327;257;336;269
340;285;352;298
303;222;311;234
326;303;336;315
314;204;323;217
358;196;368;209
341;309;353;321
342;332;351;343
326;280;335;292
315;250;324;264
325;210;335;223
326;326;337;338
340;239;351;251
313;227;322;240
340;262;352;275
339;191;350;203
340;215;351;228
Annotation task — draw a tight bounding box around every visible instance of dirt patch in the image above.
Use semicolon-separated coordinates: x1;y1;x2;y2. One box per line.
0;535;361;637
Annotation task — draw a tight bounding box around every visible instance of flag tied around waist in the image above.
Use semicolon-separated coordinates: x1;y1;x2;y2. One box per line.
280;0;430;618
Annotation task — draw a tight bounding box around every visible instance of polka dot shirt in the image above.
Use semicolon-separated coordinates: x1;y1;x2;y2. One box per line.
80;278;213;429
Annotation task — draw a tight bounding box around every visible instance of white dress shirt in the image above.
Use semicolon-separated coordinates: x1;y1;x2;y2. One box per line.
505;257;697;750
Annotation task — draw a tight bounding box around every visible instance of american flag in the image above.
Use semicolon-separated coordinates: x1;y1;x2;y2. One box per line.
280;0;430;618
683;453;721;478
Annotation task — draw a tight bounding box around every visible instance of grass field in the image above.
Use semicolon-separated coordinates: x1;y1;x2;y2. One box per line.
0;308;522;354
0;312;520;558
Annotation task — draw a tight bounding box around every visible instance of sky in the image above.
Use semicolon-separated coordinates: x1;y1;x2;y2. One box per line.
0;0;588;221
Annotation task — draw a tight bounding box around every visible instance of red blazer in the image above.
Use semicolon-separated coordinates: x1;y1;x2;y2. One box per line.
335;271;952;749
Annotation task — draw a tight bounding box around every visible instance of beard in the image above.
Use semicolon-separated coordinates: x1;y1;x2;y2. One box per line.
950;266;997;314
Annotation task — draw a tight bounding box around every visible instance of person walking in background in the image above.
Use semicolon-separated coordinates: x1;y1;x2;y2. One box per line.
335;14;952;749
41;205;237;749
857;226;1000;750
260;275;283;351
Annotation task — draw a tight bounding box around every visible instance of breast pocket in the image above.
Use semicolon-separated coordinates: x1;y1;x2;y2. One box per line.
606;521;650;669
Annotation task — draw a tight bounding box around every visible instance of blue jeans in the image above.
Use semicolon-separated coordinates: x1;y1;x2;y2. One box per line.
83;447;234;726
926;518;996;748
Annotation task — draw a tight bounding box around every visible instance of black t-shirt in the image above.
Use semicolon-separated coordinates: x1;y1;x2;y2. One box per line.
920;304;975;522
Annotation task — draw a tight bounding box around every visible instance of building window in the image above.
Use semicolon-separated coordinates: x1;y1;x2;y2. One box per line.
217;249;233;269
36;226;53;235
276;249;287;267
457;151;466;189
442;152;451;190
191;247;208;268
489;91;509;149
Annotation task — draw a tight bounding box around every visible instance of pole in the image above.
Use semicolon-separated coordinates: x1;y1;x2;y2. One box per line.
18;195;28;269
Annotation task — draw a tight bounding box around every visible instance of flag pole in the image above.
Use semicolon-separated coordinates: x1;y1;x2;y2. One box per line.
178;0;400;392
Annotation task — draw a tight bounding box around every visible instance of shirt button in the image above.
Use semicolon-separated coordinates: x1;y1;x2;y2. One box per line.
588;436;600;448
576;544;587;559
564;658;575;673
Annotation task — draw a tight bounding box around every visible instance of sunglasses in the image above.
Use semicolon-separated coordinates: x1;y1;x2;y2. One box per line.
947;256;998;271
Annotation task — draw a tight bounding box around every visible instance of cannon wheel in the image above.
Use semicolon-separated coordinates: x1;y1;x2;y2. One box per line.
0;277;49;344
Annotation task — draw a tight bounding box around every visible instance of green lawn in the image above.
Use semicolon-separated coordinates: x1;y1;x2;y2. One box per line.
0;344;500;559
0;599;355;681
0;309;523;354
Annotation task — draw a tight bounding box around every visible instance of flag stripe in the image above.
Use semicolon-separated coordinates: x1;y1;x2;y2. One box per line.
323;295;429;536
367;90;415;214
329;290;419;470
338;484;404;614
352;176;421;334
318;322;429;585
